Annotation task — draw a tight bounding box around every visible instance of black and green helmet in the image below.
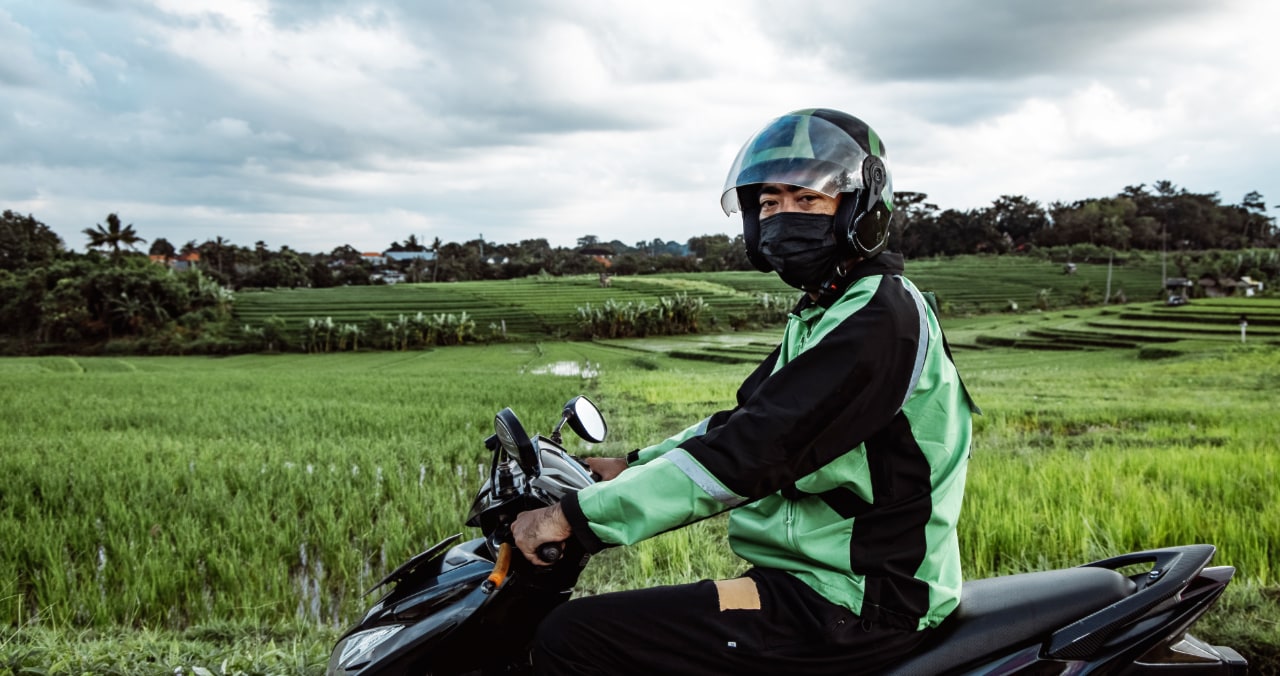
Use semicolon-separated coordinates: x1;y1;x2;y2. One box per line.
722;108;895;270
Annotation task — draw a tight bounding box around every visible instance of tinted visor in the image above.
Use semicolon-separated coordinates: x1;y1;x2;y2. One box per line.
721;113;870;215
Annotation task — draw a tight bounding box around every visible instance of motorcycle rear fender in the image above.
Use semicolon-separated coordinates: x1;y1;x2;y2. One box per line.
1049;544;1219;659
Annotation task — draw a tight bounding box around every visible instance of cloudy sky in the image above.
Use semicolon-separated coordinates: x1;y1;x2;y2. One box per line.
3;0;1277;253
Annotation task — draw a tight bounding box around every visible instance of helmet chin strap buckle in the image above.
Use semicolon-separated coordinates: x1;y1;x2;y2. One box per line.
813;274;848;309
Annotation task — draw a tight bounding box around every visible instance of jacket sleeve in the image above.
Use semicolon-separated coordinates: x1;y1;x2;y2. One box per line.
625;346;781;467
627;418;715;466
563;279;922;552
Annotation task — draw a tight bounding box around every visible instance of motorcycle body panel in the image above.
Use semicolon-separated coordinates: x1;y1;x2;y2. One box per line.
332;426;597;675
330;535;581;675
329;536;494;674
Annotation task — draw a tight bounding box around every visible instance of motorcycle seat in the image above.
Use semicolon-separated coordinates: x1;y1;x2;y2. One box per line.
883;566;1136;675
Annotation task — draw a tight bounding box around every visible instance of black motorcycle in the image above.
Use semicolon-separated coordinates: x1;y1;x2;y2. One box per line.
327;396;1248;675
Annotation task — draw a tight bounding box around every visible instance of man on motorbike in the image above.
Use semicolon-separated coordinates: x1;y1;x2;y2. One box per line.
513;108;978;675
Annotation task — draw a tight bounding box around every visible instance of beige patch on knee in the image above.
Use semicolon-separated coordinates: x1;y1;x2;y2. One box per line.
714;577;761;611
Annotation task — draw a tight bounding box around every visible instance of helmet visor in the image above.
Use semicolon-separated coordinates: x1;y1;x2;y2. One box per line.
721;113;871;215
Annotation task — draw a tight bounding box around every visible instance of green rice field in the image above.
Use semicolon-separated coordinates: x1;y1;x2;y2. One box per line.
232;256;1168;338
4;286;1280;672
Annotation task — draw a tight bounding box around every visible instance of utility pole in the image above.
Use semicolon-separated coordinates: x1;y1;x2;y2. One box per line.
1161;221;1168;287
1105;251;1113;304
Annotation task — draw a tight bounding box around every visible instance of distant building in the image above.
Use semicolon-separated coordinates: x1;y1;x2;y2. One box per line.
362;252;386;266
371;270;407;284
149;252;201;271
385;251;436;263
1164;277;1193;302
1238;276;1265;297
579;245;613;269
1199;274;1265;298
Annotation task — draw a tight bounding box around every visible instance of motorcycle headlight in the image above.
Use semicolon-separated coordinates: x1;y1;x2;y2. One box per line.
328;625;404;674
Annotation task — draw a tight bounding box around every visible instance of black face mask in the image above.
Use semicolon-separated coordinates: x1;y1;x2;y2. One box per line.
758;212;840;291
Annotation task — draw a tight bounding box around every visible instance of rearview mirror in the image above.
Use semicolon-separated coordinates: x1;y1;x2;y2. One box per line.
563;395;607;443
494;407;540;479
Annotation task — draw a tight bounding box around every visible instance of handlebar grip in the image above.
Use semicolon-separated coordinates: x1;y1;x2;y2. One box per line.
536;542;563;564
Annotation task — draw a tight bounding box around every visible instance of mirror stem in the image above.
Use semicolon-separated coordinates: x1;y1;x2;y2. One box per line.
550;415;569;445
496;461;517;498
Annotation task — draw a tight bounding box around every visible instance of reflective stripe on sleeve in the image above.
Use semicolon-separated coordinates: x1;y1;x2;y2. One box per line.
897;276;931;410
666;449;747;508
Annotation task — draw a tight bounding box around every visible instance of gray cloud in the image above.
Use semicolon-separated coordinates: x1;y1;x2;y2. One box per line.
2;0;1276;253
0;12;58;88
783;0;1222;81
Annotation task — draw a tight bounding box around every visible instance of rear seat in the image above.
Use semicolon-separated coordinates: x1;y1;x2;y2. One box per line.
883;567;1136;675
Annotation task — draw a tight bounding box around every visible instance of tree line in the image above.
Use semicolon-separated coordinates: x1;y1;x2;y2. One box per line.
1;212;235;354
892;182;1275;257
8;180;1276;289
1;180;1276;354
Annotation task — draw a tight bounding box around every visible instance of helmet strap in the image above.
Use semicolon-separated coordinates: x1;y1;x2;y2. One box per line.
813;268;854;309
833;189;863;258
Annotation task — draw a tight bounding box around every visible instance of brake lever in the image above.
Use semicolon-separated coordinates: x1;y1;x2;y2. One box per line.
568;454;603;482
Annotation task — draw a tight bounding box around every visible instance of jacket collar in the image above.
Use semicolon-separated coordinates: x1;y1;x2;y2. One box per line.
795;252;906;312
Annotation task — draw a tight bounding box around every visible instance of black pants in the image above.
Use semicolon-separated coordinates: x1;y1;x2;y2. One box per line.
533;568;929;675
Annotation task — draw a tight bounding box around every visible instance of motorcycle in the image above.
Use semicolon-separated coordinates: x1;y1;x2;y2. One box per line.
328;396;1248;675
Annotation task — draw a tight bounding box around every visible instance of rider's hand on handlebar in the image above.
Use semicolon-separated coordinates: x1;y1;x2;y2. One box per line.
512;504;573;566
586;457;628;481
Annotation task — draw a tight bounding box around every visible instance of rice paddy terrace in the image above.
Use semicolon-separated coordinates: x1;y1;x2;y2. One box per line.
944;297;1280;355
234;256;1159;331
233;256;1278;359
664;254;1164;310
232;274;778;339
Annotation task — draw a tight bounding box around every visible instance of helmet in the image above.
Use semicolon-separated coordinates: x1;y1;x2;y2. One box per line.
721;108;894;272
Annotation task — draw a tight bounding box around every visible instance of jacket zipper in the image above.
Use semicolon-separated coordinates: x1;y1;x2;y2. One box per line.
783;311;820;552
785;499;798;550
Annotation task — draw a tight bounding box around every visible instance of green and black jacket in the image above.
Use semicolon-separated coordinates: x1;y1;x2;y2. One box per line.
561;252;976;631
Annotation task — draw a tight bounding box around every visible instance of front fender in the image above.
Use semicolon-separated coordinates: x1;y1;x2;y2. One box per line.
330;537;498;675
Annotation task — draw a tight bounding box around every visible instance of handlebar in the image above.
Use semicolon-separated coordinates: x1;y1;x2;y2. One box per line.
536;542;564;564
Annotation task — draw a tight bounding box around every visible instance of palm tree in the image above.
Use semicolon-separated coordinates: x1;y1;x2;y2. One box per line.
216;236;231;275
431;237;443;283
83;213;146;258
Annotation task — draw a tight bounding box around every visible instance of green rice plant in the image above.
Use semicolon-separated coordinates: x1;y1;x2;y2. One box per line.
1;336;1278;670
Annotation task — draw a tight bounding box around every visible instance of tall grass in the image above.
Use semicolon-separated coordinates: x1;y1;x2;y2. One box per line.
1;338;1277;670
0;346;617;629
